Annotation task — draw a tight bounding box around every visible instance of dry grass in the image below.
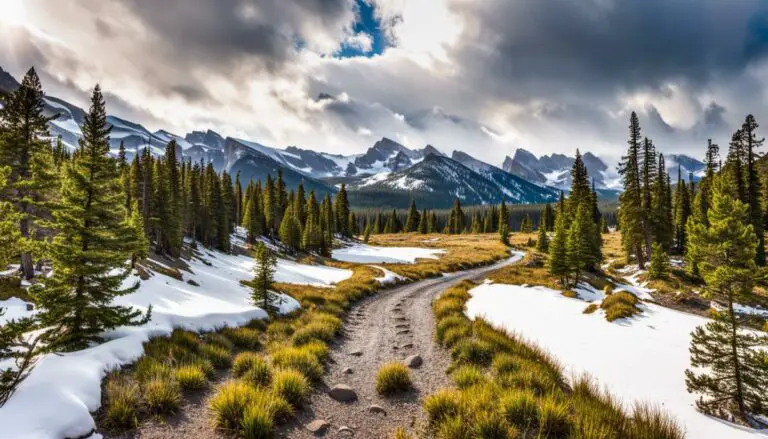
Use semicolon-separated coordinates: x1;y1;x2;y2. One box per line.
375;362;413;395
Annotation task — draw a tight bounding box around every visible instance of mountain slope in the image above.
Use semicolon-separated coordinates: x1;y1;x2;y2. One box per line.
348;154;557;208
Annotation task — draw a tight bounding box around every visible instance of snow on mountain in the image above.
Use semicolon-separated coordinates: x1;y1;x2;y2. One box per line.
666;154;706;182
502;148;616;191
350;153;557;208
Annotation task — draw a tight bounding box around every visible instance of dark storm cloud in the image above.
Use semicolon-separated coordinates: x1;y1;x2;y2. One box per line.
120;0;355;68
452;0;768;99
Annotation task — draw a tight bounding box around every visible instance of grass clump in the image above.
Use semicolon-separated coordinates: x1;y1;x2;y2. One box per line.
143;376;181;414
376;362;413;396
537;395;572;436
222;327;262;350
626;403;684;439
174;364;208;391
240;358;273;388
209;380;257;431
103;374;141;429
201;343;232;368
499;389;539;428
272;368;310;407
601;291;641;322
583;303;599;314
240;405;273;439
391;427;415;439
424;389;462;426
451;338;494;367
206;332;235;350
270;346;323;381
451;365;486;389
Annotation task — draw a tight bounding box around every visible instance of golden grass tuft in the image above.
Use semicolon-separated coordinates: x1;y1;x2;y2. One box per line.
375;362;413;396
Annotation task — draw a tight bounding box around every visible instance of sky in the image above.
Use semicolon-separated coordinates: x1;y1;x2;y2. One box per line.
2;0;768;166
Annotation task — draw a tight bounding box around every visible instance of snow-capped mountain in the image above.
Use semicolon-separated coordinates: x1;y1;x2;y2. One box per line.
349;153;557;208
502;148;614;190
666;154;706;182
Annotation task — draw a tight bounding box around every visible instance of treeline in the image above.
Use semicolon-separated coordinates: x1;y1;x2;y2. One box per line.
618;112;768;424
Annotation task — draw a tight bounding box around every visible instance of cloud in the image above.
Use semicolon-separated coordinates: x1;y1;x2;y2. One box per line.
4;0;768;168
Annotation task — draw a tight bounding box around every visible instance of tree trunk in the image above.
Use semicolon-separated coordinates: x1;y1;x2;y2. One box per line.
19;216;34;280
636;244;646;269
727;296;748;420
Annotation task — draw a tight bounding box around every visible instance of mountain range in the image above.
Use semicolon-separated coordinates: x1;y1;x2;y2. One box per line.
0;66;706;209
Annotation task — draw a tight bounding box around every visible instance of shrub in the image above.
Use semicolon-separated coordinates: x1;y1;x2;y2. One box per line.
223;327;262;350
626;403;684;439
134;357;173;382
201;343;232;368
103;374;141;429
441;325;471;348
424;389;462;426
451;365;486;389
604;303;637;322
436;415;472;439
497;364;560;395
240;404;274;439
232;352;263;376
241;359;273;388
175;364;208;391
499;389;539;428
143;376;181;414
291;321;336;346
376;362;413;396
170;328;201;352
301;340;330;362
583;303;599;314
451;339;494;367
537;395;572;436
435;315;470;344
272;368;310;407
601;291;641;322
491;354;519;376
209;380;257;431
474;411;512;439
271;346;323;381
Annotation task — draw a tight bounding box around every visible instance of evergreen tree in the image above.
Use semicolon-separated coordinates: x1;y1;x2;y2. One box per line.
600;217;609;234
652;154;674;250
498;200;509;244
0;166;21;269
404;199;420;232
418;209;428;234
0;67;58;279
741;115;765;266
32;86;150;352
335;184;351;237
543;203;555;232
648;242;669;280
692;140;719;228
362;223;371;244
163;140;182;256
618;112;647;268
673;174;691;255
279;204;301;253
471;211;482;234
128;199;148;268
0;308;37;407
373;212;382;234
234;170;242;225
449;198;465;234
428;212;438;234
319;194;334;256
263;175;277;237
483;210;493;233
640;138;657;257
520;213;533;233
348;212;358;237
536;219;549;253
251;242;280;315
295;182;306;227
685;175;768;421
727;129;746;203
549;212;569;286
566;203;598;284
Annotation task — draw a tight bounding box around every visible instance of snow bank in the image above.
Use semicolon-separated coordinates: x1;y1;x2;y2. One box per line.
0;249;301;439
466;283;768;439
275;258;352;287
332;243;446;264
0;297;37;325
370;266;406;285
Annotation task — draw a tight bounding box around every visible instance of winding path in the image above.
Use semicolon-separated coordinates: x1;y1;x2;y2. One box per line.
279;255;521;438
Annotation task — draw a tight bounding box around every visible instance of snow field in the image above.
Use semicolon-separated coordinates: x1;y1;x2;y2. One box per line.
332;243;446;264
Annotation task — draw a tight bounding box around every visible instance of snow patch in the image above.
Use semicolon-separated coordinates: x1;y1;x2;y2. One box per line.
370;266;406;285
332;243;445;264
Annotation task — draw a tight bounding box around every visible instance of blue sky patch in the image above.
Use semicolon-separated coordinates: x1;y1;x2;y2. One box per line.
338;0;389;58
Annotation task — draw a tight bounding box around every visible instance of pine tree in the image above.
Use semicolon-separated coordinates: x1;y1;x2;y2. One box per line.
348;212;358;237
536;219;549;253
449;198;465;234
674;174;691;255
652;154;674;250
483;210;493;233
520;213;533;233
428;212;438;234
405;199;420;232
498;200;509;244
234;170;243;225
471;211;482;234
295;182;306;227
618;112;647;268
648;242;669;280
640;138;657;257
566;203;598;284
543;203;555;232
600;217;609;234
128;199;148;268
279;204;300;253
0;166;21;269
549;212;569;286
727;129;746;204
741;115;765;266
373;212;382;234
163;140;182;256
418;209;428;234
0;307;37;406
32;85;150;352
692;140;719;228
251;242;280;315
335;184;351;238
363;223;371;243
685;175;768;421
0;67;58;279
263;175;276;237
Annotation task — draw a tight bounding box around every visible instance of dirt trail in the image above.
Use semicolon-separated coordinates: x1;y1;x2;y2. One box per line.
279;256;519;439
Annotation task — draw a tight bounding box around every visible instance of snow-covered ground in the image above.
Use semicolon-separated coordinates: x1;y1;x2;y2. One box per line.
370;265;406;285
466;282;768;439
0;297;37;325
332;243;445;264
0;246;350;439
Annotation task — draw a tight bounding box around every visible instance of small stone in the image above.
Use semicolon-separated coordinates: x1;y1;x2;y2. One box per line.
392;345;399;350
338;426;354;435
349;350;363;357
25;303;34;311
306;419;330;435
404;354;423;368
368;404;387;415
401;343;414;349
342;367;353;374
186;279;200;286
329;384;357;402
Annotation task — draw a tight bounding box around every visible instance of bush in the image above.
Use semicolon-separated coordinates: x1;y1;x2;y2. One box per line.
291;321;337;346
240;404;274;439
424;389;462;426
474;411;513;439
271;346;323;381
209;380;257;431
537;395;572;436
441;325;471;348
103;374;141;429
583;303;599;314
499;389;539;428
170;329;201;352
497;363;560;395
201;343;232;368
143;376;181;414
436;415;472;439
175;364;208;391
491;354;519;376
134;357;173;382
451;365;486;389
223;327;262;350
241;359;273;388
601;291;640;322
376;362;413;396
232;352;263;376
451;339;494;367
272;368;310;407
